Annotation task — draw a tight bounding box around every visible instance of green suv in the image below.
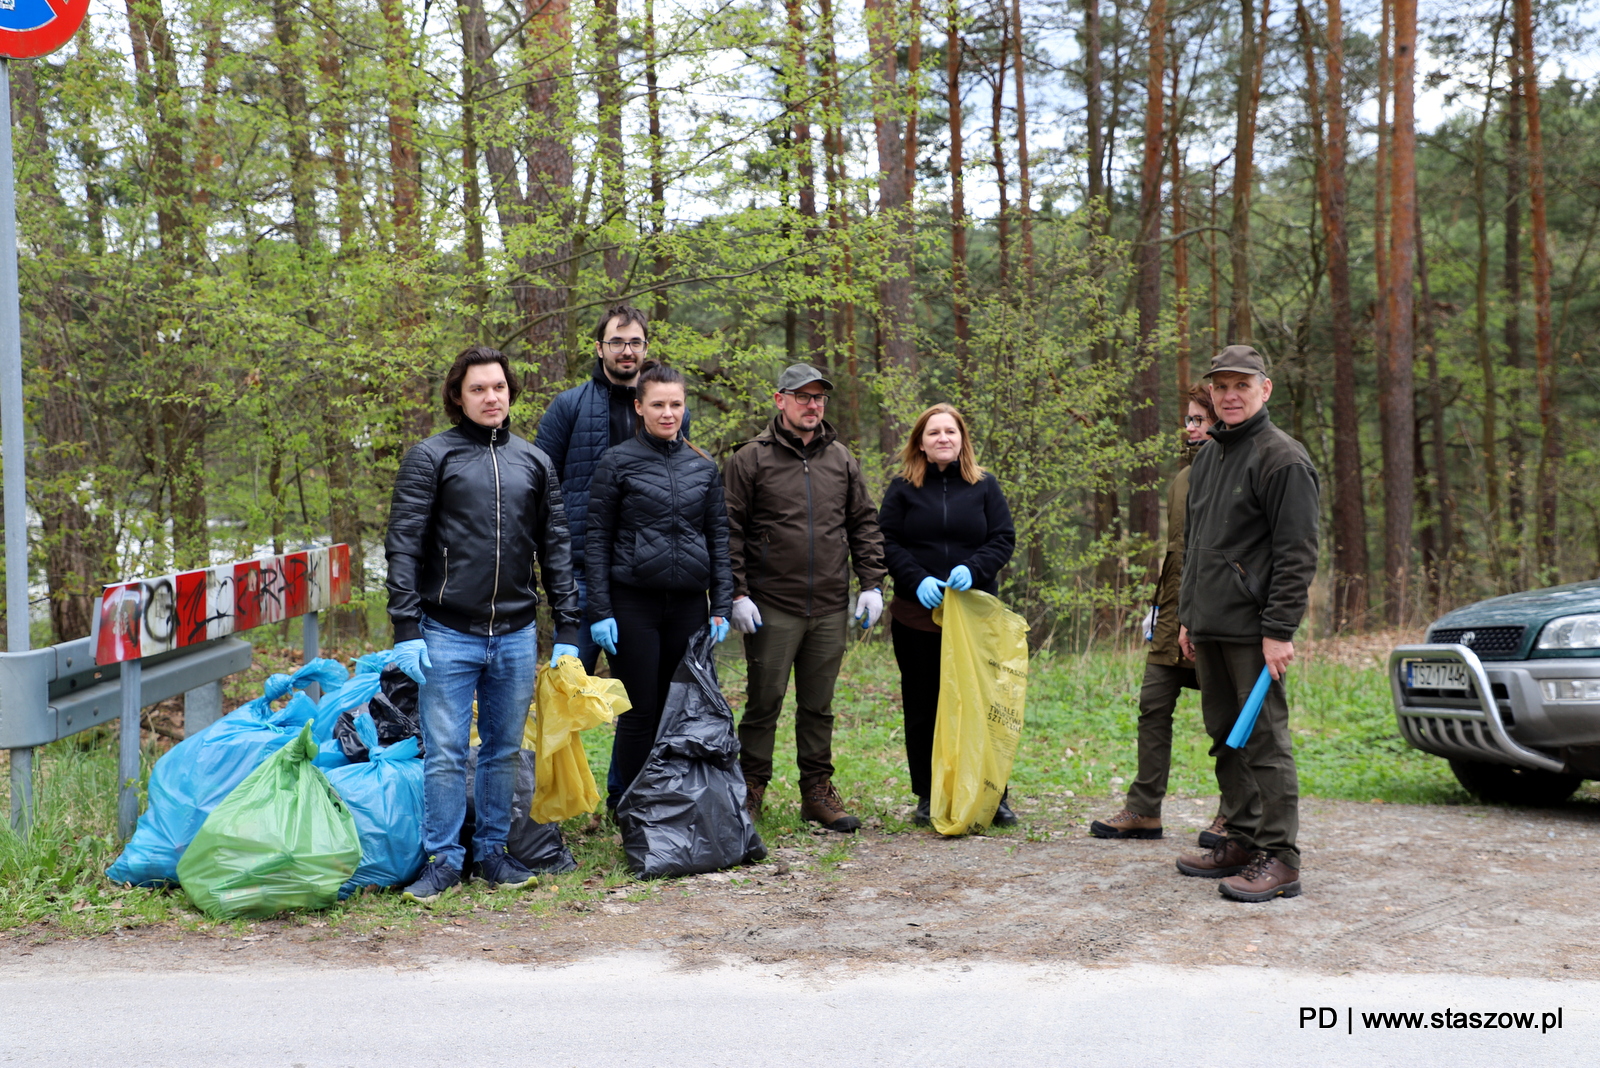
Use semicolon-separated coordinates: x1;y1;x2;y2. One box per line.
1390;579;1600;805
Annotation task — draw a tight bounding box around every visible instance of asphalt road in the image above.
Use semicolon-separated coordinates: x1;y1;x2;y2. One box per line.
2;953;1589;1067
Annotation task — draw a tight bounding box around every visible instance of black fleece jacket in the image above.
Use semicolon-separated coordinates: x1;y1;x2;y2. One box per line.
584;432;734;621
1178;407;1320;642
879;466;1015;609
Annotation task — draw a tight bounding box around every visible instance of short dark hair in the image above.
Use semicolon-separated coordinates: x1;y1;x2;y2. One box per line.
593;303;650;344
635;359;684;397
442;345;519;424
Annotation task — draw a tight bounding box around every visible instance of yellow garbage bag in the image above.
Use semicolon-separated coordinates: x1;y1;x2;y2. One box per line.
928;589;1029;836
529;655;631;823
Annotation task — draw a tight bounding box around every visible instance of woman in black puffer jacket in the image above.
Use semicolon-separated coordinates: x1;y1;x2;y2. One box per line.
879;403;1016;826
586;361;733;809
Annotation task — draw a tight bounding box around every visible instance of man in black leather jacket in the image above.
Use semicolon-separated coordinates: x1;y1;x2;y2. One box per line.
385;345;583;902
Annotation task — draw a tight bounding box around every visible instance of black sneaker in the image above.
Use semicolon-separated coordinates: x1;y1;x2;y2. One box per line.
402;856;462;903
992;790;1019;828
912;795;931;827
477;845;539;890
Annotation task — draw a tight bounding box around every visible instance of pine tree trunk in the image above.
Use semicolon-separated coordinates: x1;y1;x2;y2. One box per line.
948;4;970;382
1227;0;1266;344
1131;0;1166;549
1383;0;1417;625
1514;0;1560;577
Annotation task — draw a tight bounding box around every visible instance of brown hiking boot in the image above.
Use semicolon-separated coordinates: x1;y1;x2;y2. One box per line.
1090;809;1163;840
799;776;861;833
1197;813;1227;849
1219;851;1302;902
1175;836;1251;878
743;779;766;821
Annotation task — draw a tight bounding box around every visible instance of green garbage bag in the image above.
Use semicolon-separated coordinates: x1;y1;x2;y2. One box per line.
177;723;362;919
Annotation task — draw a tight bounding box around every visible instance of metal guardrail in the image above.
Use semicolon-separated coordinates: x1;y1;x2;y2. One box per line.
4;611;322;835
1388;642;1567;774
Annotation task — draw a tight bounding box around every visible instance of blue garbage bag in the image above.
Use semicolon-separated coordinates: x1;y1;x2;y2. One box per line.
106;660;338;888
310;671;386;768
325;714;425;897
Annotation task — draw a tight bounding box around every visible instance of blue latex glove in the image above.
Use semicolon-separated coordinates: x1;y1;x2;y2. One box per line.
916;576;946;610
550;643;581;668
392;639;432;685
590;618;618;656
946;565;973;591
710;616;729;643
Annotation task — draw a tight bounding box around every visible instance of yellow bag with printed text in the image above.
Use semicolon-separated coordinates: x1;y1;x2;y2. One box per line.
928;589;1029;836
468;656;631;823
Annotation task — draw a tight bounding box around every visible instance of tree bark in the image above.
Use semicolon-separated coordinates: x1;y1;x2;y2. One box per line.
948;4;970;382
990;5;1010;291
1383;0;1416;625
1168;50;1189;409
595;0;626;289
1227;0;1267;344
1131;0;1166;548
1310;0;1368;629
786;0;825;358
865;0;917;397
1009;0;1034;290
1417;199;1452;611
1504;29;1526;550
1514;0;1560;577
1473;17;1503;581
378;0;431;444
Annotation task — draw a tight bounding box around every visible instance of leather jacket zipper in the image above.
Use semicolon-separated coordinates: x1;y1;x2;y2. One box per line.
438;547;449;601
489;427;502;631
666;444;680;579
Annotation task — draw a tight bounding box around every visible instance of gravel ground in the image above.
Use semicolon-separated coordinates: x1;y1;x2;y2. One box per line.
6;792;1597;980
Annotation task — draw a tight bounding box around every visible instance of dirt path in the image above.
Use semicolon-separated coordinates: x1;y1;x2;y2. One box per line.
6;793;1598;980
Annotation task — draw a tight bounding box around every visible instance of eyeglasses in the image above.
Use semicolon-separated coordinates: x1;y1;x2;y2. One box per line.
782;390;830;407
1184;415;1208;426
604;338;648;353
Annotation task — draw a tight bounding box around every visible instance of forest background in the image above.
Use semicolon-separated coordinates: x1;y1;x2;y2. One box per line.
8;0;1599;650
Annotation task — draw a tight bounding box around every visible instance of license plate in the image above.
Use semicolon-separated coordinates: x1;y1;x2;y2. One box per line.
1406;660;1472;693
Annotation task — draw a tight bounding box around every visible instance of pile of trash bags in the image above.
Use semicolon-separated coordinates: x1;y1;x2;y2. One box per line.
108;632;767;917
108;652;440;918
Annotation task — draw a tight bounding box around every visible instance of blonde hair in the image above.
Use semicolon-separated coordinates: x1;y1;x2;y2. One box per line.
898;404;985;488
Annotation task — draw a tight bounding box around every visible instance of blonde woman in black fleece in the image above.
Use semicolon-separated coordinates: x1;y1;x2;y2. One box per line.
878;403;1016;827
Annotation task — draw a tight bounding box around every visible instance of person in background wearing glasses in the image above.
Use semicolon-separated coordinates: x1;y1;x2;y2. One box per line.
1091;383;1227;846
536;304;693;677
723;363;887;832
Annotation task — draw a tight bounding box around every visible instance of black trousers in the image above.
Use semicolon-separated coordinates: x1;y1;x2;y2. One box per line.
606;583;707;806
892;619;943;799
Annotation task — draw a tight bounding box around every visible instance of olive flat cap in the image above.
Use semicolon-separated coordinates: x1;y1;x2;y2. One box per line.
1203;345;1269;378
776;363;835;392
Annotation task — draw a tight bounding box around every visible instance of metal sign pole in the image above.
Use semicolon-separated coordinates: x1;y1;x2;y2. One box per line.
0;57;37;831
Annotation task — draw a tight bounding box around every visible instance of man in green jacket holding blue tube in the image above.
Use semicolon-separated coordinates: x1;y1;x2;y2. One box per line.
1175;345;1320;903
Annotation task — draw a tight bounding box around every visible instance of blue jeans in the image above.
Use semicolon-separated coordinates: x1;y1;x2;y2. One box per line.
418;615;538;871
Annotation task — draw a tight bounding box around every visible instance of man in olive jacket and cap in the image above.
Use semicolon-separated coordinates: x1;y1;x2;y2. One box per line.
1174;345;1320;902
724;363;887;832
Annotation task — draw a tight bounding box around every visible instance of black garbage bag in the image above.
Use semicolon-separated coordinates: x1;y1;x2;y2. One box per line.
334;665;424;763
461;746;577;876
615;627;767;878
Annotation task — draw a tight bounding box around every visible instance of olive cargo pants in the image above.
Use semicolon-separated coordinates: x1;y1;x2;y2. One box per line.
1193;639;1300;869
737;603;849;787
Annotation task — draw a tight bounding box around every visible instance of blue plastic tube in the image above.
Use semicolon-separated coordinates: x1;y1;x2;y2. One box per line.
1224;665;1275;749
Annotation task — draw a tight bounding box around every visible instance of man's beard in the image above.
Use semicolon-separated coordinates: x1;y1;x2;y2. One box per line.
607;359;640;383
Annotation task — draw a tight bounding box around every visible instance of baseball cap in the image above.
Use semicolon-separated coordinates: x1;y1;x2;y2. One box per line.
1203;345;1269;378
776;363;835;392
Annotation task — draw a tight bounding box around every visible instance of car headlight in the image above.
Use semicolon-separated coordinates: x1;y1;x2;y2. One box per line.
1536;613;1600;650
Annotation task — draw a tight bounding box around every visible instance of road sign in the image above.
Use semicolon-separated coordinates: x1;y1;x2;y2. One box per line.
0;0;90;60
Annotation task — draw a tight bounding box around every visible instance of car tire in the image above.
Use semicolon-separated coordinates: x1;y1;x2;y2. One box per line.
1448;759;1583;806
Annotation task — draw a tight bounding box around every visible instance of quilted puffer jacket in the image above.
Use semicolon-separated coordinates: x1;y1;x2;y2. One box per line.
534;360;693;571
584;432;733;620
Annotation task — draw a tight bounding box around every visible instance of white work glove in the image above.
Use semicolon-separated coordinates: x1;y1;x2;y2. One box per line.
730;596;763;634
1141;605;1157;643
854;588;883;630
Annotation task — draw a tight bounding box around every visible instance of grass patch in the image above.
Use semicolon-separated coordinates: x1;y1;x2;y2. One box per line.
0;636;1546;934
